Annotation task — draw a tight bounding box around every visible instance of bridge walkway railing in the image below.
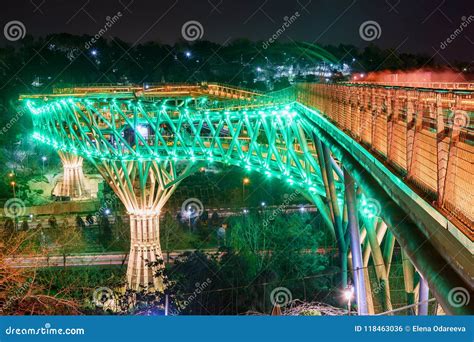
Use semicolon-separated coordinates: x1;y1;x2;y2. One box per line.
296;82;473;241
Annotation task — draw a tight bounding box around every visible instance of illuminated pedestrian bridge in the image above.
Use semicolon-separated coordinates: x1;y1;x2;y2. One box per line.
21;82;473;315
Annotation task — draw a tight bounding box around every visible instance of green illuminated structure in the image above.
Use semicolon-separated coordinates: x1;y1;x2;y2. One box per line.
25;84;337;291
21;83;473;315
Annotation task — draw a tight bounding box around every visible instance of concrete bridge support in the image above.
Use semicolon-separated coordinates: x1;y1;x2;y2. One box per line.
92;159;194;291
56;151;87;199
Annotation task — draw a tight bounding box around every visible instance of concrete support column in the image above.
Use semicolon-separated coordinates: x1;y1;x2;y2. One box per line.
93;160;195;292
57;151;87;199
128;213;163;291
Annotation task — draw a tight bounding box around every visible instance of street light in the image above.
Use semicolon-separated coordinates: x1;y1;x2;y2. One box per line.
186;206;196;231
343;285;354;315
260;201;267;221
10;181;18;231
10;181;16;198
242;177;250;204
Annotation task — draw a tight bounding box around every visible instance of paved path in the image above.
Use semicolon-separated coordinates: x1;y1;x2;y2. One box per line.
6;247;333;268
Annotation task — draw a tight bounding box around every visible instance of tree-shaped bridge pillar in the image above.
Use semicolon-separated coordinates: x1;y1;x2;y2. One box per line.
95;159;194;291
56;151;87;199
128;212;163;289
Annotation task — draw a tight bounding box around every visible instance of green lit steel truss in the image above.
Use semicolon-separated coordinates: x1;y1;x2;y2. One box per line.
26;94;344;197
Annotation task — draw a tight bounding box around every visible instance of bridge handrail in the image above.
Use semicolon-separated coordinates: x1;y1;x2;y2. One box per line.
296;83;473;241
145;82;265;95
52;84;141;94
201;86;297;110
52;82;265;96
347;81;474;91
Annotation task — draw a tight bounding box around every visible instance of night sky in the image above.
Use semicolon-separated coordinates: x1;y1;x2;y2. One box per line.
1;0;473;62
